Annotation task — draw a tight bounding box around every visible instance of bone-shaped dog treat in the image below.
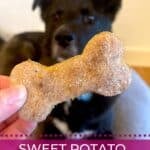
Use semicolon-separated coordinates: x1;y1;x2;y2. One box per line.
10;32;131;122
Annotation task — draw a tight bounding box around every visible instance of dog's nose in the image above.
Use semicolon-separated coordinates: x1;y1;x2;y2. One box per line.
55;34;74;48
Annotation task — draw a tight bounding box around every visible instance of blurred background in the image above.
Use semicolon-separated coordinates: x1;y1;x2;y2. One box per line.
0;0;150;84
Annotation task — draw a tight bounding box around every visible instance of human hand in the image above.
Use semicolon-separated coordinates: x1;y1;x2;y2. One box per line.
0;75;37;139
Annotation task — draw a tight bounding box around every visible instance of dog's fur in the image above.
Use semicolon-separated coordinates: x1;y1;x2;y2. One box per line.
0;37;5;50
0;0;121;138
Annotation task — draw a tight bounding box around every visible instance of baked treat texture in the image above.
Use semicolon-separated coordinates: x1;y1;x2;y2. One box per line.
10;32;131;122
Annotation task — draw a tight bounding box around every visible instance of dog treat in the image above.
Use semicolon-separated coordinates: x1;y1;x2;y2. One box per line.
10;32;131;122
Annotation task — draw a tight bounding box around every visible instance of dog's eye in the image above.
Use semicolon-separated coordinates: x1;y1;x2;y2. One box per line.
52;10;64;21
80;8;95;25
83;15;95;25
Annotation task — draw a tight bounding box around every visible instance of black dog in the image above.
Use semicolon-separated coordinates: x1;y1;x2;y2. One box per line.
0;37;5;50
0;0;121;138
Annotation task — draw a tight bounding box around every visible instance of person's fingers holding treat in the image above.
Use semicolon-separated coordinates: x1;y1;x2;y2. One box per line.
0;75;37;139
0;118;37;139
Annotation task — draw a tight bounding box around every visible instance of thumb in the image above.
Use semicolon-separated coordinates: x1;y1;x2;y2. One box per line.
0;85;27;122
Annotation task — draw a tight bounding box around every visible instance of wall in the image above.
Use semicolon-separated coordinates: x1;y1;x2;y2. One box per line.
113;0;150;66
0;0;150;66
0;0;44;38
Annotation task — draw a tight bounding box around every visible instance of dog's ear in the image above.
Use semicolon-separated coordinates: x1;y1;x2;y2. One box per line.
32;0;42;10
92;0;122;21
32;0;51;10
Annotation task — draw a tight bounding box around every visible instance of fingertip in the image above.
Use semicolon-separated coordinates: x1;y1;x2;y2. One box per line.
12;85;27;107
1;85;27;106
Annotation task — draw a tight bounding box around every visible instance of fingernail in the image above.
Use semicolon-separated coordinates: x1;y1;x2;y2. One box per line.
5;85;27;107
